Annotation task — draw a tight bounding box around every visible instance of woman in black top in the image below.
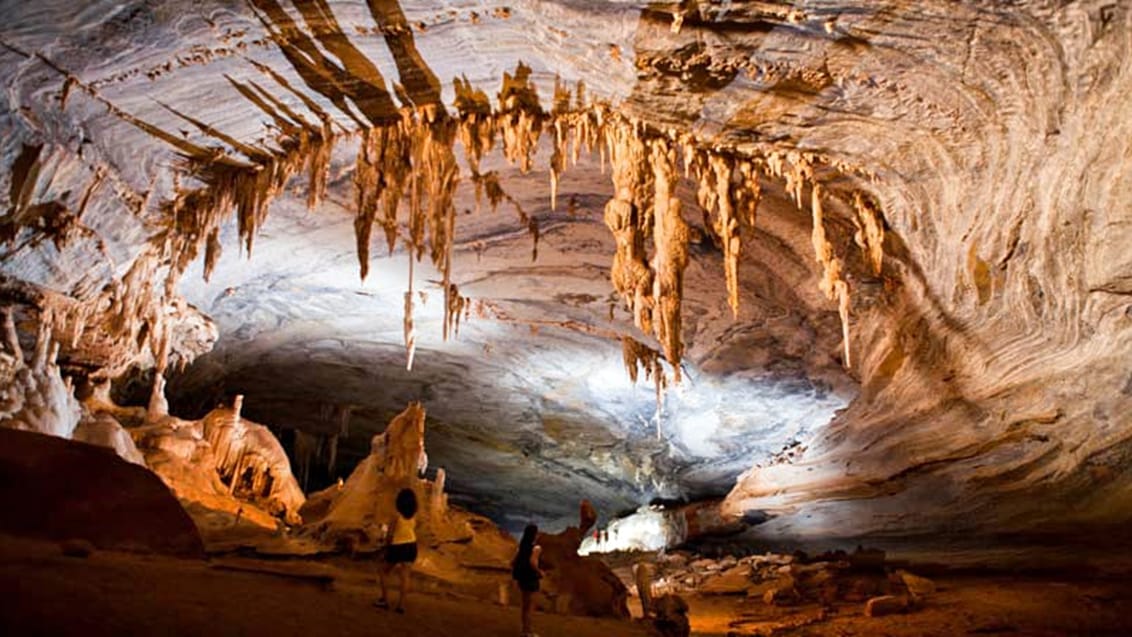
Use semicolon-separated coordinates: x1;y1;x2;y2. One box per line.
511;524;544;637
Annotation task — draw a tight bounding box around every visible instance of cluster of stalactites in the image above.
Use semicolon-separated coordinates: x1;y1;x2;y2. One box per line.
763;150;880;370
689;149;761;319
144;61;882;386
353;103;461;368
350;69;605;369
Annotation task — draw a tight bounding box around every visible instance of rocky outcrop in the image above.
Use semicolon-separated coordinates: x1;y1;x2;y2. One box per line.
537;501;631;619
0;427;202;556
131;397;305;527
300;402;471;550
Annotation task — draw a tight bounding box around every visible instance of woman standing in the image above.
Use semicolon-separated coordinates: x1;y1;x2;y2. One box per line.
511;524;544;637
376;488;418;613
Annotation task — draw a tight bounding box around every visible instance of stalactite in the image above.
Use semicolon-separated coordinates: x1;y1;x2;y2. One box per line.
621;335;669;430
736;160;760;229
305;119;334;210
709;154;742;318
549;77;572;211
404;252;417;370
853;192;885;275
603;118;655;337
354;126;387;280
811;184;852;368
454;76;495;172
648;138;690;383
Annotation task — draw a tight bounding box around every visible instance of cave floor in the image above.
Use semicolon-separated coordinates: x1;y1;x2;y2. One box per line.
679;578;1132;636
0;535;646;637
4;534;1132;637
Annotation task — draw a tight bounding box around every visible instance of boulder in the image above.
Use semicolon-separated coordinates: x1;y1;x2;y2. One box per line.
538;524;630;618
761;575;800;606
648;594;690;637
0;428;203;557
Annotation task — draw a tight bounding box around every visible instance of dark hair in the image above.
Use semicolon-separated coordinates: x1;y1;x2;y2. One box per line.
395;488;418;519
513;523;539;574
519;523;538;550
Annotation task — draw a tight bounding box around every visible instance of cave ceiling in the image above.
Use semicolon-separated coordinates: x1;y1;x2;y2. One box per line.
1;0;1130;538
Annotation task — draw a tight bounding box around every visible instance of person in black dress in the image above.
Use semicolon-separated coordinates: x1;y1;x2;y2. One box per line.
511;524;544;637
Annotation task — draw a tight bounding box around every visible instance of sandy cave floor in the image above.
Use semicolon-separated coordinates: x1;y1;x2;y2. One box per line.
0;535;645;637
3;535;1132;637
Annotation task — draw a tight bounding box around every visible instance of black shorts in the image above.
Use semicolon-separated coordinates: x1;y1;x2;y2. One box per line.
385;542;417;564
516;575;540;593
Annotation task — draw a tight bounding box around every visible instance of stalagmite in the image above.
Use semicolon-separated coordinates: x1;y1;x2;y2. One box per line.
432;467;447;516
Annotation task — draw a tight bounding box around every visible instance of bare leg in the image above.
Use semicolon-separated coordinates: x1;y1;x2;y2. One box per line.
377;563;390;605
521;589;532;635
396;563;411;611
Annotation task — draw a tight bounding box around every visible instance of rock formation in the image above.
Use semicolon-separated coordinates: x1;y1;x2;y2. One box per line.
0;308;80;438
131;397;305;527
536;500;631;619
300;401;471;549
0;427;203;556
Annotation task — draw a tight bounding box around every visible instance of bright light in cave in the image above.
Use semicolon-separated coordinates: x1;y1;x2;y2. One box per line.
578;506;679;555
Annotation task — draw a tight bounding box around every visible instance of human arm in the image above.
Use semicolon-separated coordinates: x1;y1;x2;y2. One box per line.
384;515;397;545
530;545;544;577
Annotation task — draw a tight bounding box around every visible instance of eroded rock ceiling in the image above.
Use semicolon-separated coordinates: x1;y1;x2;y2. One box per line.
1;0;1129;539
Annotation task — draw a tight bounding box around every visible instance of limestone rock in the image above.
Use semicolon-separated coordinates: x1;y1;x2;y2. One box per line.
130;399;305;529
0;0;1130;548
865;594;911;617
0;310;80;439
537;503;630;619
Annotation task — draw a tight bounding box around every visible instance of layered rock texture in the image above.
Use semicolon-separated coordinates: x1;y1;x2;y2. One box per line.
0;0;1129;546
